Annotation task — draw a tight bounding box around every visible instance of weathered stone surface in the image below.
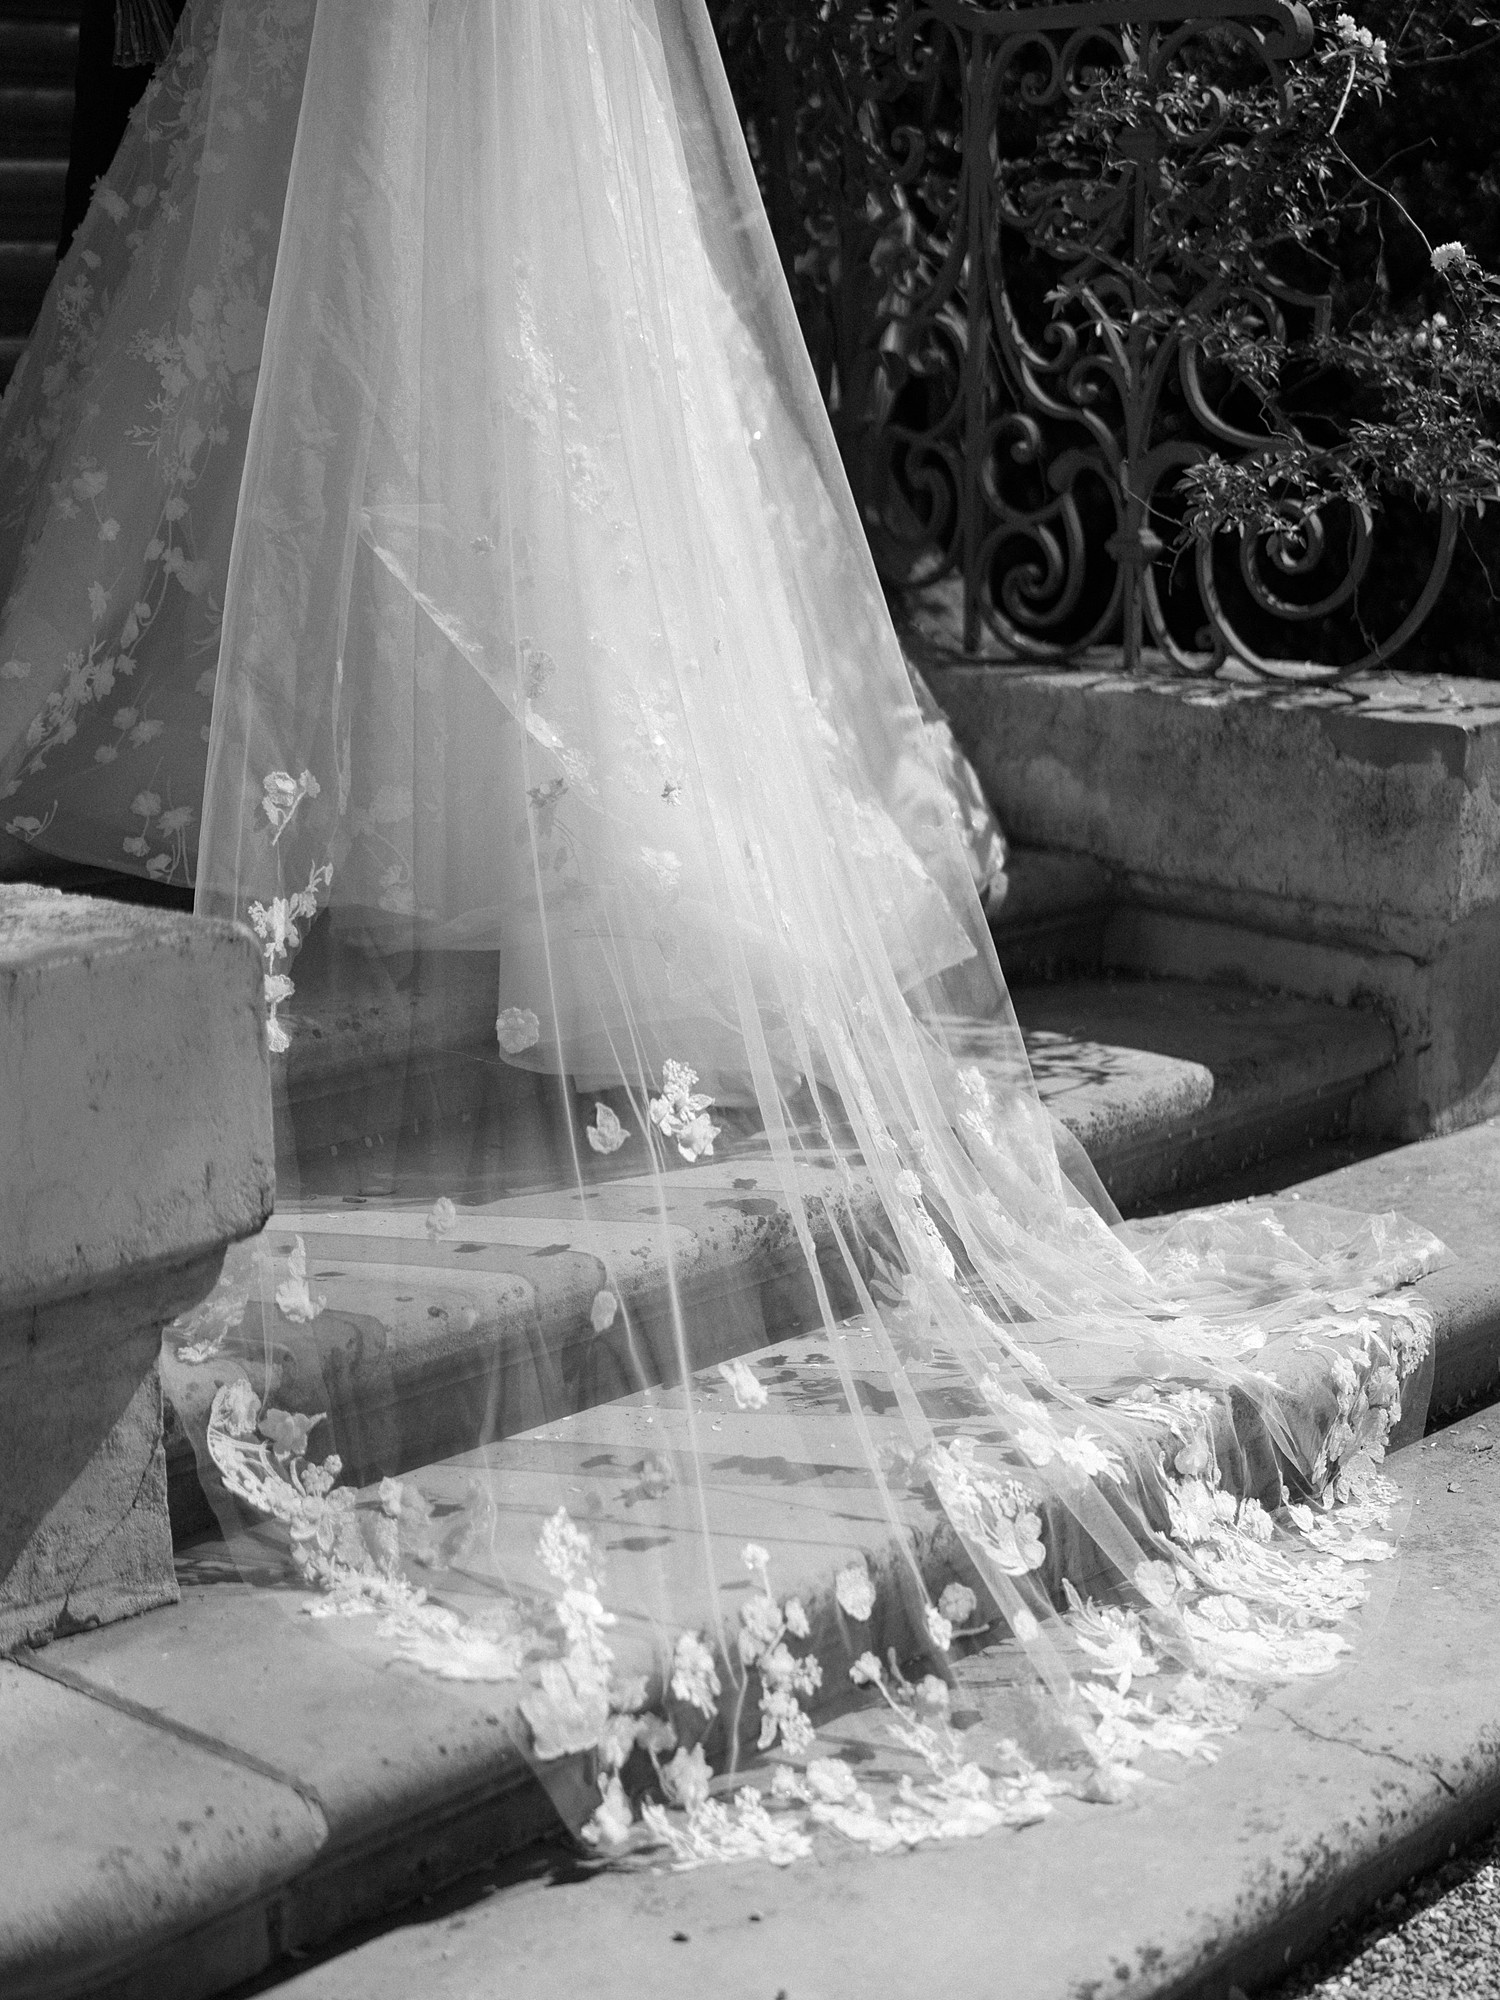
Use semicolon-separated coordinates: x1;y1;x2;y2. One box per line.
1013;977;1393;1210
925;662;1500;1135
1;886;274;1646
163;1153;869;1500
991;845;1113;984
0;1656;323;2000
1295;1115;1500;1423
0;883;274;1305
930;663;1500;955
26;1142;1500;2000
259;1413;1500;2000
161;980;1400;1543
0;1249;232;1650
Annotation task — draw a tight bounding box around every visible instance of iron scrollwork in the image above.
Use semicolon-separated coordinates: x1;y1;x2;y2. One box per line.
798;0;1455;678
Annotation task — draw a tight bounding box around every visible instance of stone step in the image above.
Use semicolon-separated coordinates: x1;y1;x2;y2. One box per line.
8;1118;1497;2000
1014;974;1395;1213
991;845;1113;985
267;939;1394;1214
239;1405;1500;2000
161;1150;871;1538
1;885;273;1654
1290;1116;1500;1420
931;656;1500;1143
160;970;1396;1532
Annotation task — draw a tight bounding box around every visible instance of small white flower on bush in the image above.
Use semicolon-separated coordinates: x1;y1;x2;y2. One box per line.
848;1650;883;1686
835;1562;875;1622
718;1357;767;1409
938;1582;977;1628
590;1289;619;1333
586;1102;630;1154
496;1006;541;1054
1431;240;1470;276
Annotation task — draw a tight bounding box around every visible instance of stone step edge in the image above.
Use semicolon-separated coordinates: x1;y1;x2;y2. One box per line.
217;1413;1500;2000
26;1139;1499;2000
6;1642;559;2000
25;1294;1472;2000
1085;1057;1387;1196
162;1155;874;1536
163;1094;1486;1541
11;1368;1429;2000
21;1150;1490;2000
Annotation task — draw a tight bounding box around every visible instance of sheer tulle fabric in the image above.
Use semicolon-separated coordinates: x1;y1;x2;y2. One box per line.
0;0;1443;1860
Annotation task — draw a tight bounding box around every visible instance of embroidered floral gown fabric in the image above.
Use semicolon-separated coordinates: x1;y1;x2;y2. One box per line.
0;0;1445;1860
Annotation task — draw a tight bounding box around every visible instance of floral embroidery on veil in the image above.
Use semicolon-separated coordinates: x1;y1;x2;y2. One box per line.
3;0;1452;1878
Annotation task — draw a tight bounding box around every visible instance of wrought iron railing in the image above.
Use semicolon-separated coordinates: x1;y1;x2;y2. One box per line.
737;0;1455;679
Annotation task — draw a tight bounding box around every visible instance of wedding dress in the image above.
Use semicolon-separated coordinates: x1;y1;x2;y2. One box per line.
0;0;1443;1862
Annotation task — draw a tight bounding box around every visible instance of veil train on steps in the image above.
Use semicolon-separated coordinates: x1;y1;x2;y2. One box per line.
0;0;1441;1861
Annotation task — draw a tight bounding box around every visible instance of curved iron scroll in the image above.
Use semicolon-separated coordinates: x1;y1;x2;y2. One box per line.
801;0;1454;678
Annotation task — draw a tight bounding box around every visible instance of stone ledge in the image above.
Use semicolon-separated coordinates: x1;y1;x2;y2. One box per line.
1290;1114;1500;1423
0;1249;227;1651
928;661;1500;959
1012;977;1392;1211
1;886;275;1648
0;885;275;1306
922;661;1500;1136
0;1656;324;2000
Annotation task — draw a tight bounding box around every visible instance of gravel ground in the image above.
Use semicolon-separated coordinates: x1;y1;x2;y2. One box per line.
1259;1822;1500;1997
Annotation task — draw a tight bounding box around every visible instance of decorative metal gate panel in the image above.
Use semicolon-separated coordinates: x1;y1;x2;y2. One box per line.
776;0;1455;678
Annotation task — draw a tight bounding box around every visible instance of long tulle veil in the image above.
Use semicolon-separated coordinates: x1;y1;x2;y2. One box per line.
0;0;1443;1858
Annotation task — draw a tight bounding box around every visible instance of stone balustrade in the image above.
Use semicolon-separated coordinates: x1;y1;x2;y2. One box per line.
1;885;272;1650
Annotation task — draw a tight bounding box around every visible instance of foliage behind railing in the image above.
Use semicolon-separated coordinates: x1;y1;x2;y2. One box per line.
712;0;1500;678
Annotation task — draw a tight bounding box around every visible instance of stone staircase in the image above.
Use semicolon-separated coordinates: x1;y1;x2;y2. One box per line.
5;879;1498;2000
3;1111;1498;2000
151;893;1403;1543
0;2;75;392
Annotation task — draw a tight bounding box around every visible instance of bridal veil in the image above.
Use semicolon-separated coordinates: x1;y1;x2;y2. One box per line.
0;0;1443;1858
